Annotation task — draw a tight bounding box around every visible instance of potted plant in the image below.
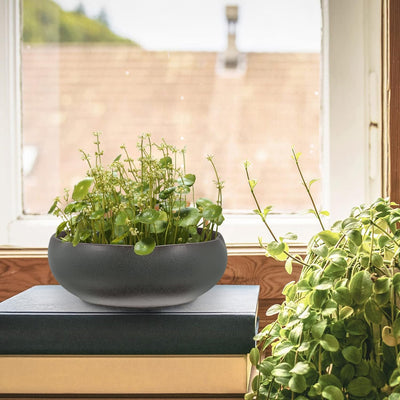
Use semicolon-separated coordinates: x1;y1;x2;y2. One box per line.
48;132;227;308
245;151;400;400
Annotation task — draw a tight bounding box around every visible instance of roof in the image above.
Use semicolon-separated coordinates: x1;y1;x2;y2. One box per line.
22;45;320;213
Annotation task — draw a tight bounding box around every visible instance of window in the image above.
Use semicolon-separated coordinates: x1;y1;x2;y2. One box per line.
0;0;382;249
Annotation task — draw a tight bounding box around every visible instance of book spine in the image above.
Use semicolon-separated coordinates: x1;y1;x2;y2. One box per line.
0;314;256;355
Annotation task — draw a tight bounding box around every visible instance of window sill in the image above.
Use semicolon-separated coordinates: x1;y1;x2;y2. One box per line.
2;213;317;256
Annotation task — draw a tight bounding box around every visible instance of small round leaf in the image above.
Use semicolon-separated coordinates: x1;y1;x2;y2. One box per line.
347;377;373;397
322;385;344;400
134;237;156;255
349;271;373;305
72;177;94;201
320;334;339;352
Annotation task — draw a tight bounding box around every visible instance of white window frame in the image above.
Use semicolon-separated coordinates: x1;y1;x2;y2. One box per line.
0;0;382;251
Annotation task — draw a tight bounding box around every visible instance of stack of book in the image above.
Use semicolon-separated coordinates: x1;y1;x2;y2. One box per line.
0;284;259;396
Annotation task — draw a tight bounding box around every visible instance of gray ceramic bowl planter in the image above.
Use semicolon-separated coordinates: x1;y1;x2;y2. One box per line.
48;232;227;308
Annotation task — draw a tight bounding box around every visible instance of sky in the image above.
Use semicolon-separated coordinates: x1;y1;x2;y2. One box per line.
54;0;321;52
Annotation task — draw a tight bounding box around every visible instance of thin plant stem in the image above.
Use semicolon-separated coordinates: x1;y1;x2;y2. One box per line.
291;148;325;231
244;163;309;267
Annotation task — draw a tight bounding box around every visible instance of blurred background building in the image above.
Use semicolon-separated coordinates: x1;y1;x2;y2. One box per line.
21;0;321;214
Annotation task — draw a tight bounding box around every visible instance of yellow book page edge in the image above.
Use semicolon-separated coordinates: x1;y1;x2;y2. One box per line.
0;354;250;395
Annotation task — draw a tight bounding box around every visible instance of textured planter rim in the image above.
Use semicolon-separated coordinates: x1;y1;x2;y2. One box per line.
48;231;228;309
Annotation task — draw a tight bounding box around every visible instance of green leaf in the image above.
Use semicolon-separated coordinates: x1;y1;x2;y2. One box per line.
281;232;298;241
324;263;346;279
355;359;369;376
266;304;281;316
319;374;342;389
271;363;292;377
345;319;367;335
375;291;390;305
115;211;128;226
349;271;373;305
196;198;214;208
374;276;390;294
364;298;383;324
290;361;310;375
342;217;362;230
297;279;312;292
113;154;122;162
149;220;167;234
285;257;293;274
315;278;334;290
90;209;105;220
288;374;307;393
293;151;302;161
159;156;172;168
371;253;384;268
320;334;339;352
138;209;160;224
331;321;346;339
298;341;311;352
64;202;79;214
215;213;225;226
72;177;94;201
332;287;352;306
342;346;362;364
312;319;327;339
378;235;391;248
309;383;322;397
180;174;196;187
249;347;260;366
329;253;347;269
348;240;359;255
48;199;58;214
321;299;337;316
289;323;303;344
248;179;257;190
322;385;344;400
72;228;80;246
110;232;129;244
312;244;329;258
273;342;294;357
390;369;400;387
308;178;319;188
318;231;341;247
56;221;67;236
347;229;362;246
134;237;156;255
393;273;400;295
258;359;274;376
347;377;373;397
312;290;328;309
178;207;201;227
370;362;387;388
267;241;285;256
263;205;273;216
282;281;296;300
202;205;222;220
340;363;355;386
159;187;176;200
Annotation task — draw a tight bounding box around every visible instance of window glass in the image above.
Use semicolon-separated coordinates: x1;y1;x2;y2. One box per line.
21;0;321;214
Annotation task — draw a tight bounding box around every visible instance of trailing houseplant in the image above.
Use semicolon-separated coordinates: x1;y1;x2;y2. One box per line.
47;132;227;308
245;150;400;400
49;132;224;255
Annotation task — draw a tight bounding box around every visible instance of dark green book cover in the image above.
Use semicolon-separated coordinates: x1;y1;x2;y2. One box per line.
0;285;259;355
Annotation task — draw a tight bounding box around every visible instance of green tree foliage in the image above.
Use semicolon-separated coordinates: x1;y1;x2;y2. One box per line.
22;0;136;44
